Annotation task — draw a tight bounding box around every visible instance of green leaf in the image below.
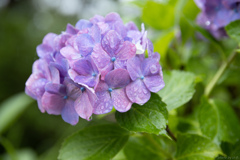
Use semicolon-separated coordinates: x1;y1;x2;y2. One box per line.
58;124;129;160
115;93;168;134
225;20;240;42
158;70;196;111
231;141;240;157
0;92;33;135
142;1;175;30
154;29;175;62
124;134;176;160
198;98;240;144
176;134;222;160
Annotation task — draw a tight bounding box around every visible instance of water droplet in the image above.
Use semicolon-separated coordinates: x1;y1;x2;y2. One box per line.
205;21;211;26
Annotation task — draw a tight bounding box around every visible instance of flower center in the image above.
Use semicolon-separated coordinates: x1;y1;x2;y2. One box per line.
92;72;97;77
63;95;68;100
111;57;116;62
80;87;85;92
140;76;144;80
108;88;113;92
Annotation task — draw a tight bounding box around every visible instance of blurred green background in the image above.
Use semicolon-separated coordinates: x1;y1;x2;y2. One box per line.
1;0;240;159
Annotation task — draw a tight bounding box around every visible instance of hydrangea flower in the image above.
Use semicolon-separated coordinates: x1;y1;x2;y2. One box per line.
194;0;240;38
25;12;165;125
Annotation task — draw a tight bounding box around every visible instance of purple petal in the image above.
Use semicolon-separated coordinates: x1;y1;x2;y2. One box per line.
42;33;57;48
91;44;113;80
116;41;136;60
66;23;78;35
126;79;151;105
93;90;113;114
69;70;99;88
89;24;101;43
61;99;79;125
126;21;139;31
111;88;132;112
194;0;205;9
95;81;109;92
74;92;93;121
90;15;104;23
71;58;94;75
112;21;127;38
142;58;160;77
37;98;45;113
114;59;127;70
60;46;81;60
49;65;60;83
143;75;165;93
127;30;142;43
54;33;71;51
101;30;122;56
147;39;154;55
75;19;93;30
105;12;122;23
25;74;48;98
127;56;142;81
45;83;66;95
105;68;131;88
36;44;54;58
41;92;65;115
64;78;82;99
76;34;94;56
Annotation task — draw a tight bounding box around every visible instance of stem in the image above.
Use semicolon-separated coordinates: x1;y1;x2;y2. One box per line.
0;136;17;160
166;125;177;142
204;49;239;97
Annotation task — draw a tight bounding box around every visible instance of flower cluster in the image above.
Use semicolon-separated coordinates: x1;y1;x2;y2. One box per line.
194;0;240;38
25;12;165;125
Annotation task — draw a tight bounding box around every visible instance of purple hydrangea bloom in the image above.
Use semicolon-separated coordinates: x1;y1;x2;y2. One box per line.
195;0;240;38
94;69;132;113
25;12;165;125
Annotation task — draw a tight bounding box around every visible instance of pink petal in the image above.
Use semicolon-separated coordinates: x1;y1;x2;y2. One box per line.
49;65;60;83
116;41;136;60
74;92;93;121
105;68;131;88
126;79;151;105
60;46;81;60
111;88;132;112
93;90;113;114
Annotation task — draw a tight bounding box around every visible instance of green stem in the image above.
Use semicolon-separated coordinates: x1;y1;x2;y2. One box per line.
204;49;239;97
0;136;17;160
166;125;177;142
